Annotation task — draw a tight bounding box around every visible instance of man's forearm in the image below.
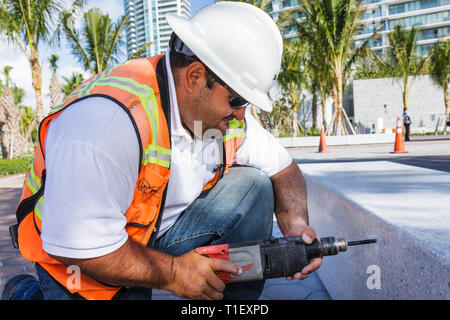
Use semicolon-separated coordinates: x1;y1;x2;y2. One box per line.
49;237;242;300
49;238;175;289
270;160;309;235
270;160;322;279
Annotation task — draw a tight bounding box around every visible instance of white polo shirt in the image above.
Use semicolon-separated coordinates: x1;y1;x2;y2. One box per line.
41;53;292;259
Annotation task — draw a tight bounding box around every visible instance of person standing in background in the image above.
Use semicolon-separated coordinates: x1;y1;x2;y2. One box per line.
403;110;412;141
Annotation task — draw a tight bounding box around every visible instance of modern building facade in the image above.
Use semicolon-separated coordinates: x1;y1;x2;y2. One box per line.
124;0;190;58
269;0;450;56
357;0;450;56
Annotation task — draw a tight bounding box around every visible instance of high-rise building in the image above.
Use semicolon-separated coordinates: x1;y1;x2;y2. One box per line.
269;0;450;56
357;0;450;56
124;0;191;58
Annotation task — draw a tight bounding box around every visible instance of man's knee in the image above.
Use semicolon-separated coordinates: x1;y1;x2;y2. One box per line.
230;166;274;210
227;167;274;234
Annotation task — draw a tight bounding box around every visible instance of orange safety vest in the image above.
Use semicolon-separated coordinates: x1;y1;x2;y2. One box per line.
14;54;245;300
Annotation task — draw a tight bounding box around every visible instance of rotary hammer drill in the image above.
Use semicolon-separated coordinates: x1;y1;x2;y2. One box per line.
195;236;376;283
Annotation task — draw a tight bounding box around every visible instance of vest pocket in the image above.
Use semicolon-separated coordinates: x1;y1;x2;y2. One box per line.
125;168;169;228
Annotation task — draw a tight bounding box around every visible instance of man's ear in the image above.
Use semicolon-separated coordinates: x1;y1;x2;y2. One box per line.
184;61;207;94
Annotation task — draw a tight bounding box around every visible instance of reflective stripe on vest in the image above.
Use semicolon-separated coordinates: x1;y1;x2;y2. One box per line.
52;66;172;167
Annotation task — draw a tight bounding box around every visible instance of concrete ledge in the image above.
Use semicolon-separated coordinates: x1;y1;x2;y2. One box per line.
300;162;450;299
0;174;25;189
278;133;395;148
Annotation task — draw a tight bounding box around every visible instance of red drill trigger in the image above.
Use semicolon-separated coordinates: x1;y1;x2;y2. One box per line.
194;244;232;283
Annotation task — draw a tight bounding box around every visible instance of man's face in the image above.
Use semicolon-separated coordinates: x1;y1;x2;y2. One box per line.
175;61;247;138
192;80;246;136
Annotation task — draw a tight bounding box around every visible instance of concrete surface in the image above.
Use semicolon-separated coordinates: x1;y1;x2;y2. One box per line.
0;174;330;300
0;185;37;298
288;137;450;163
0;174;25;189
278;133;396;148
301;161;450;299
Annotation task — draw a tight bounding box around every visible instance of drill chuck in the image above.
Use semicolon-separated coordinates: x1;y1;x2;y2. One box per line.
319;237;348;256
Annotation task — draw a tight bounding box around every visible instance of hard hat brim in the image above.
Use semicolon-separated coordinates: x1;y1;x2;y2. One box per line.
166;14;274;113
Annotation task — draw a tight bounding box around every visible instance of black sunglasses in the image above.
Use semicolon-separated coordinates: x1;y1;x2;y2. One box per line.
170;33;249;109
203;65;249;109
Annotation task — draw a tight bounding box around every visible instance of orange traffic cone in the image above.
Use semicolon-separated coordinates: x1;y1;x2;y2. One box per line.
391;117;408;153
318;128;328;153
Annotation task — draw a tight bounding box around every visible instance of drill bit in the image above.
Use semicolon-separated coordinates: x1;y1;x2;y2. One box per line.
347;239;377;246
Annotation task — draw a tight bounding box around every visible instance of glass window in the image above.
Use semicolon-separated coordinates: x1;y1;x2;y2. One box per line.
282;0;298;8
389;0;450;15
362;0;382;4
389;10;450;29
362;7;382;19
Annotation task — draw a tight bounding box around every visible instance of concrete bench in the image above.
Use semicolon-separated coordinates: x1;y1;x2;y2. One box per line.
300;161;450;299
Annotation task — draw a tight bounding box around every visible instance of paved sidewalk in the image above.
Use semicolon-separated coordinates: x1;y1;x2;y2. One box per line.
0;176;37;297
0;174;330;300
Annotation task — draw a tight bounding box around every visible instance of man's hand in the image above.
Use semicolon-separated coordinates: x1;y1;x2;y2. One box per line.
163;250;242;300
283;224;322;281
270;161;323;281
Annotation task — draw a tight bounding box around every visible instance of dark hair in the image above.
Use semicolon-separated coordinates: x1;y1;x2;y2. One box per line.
169;49;194;69
169;34;216;89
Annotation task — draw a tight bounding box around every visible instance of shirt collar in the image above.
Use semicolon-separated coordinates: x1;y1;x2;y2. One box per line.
165;48;191;138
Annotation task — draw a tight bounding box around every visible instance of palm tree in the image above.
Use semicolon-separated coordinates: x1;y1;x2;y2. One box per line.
0;1;83;121
0;66;21;158
128;41;153;60
62;72;84;97
428;39;450;134
374;26;428;113
296;19;335;132
49;54;63;109
0;66;13;159
19;104;37;145
277;39;308;136
297;0;379;135
61;8;126;75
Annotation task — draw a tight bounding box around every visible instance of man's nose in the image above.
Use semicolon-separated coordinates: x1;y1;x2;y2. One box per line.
232;106;247;121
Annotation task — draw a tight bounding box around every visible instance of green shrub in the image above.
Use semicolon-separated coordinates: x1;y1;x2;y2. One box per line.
0;158;31;176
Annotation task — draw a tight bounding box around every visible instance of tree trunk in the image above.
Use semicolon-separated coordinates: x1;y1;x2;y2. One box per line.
330;85;338;136
312;93;317;130
335;71;347;136
30;49;44;121
443;89;449;135
50;74;63;109
402;75;409;112
251;105;263;127
0;123;8;159
321;92;327;132
342;107;356;135
292;108;299;137
331;70;346;136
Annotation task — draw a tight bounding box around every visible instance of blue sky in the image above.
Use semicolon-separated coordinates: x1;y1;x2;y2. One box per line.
0;0;216;113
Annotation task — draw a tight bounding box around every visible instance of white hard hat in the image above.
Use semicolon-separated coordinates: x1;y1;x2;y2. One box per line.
166;1;283;112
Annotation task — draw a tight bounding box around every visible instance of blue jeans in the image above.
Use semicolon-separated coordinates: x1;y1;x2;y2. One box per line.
13;166;274;300
154;166;274;299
